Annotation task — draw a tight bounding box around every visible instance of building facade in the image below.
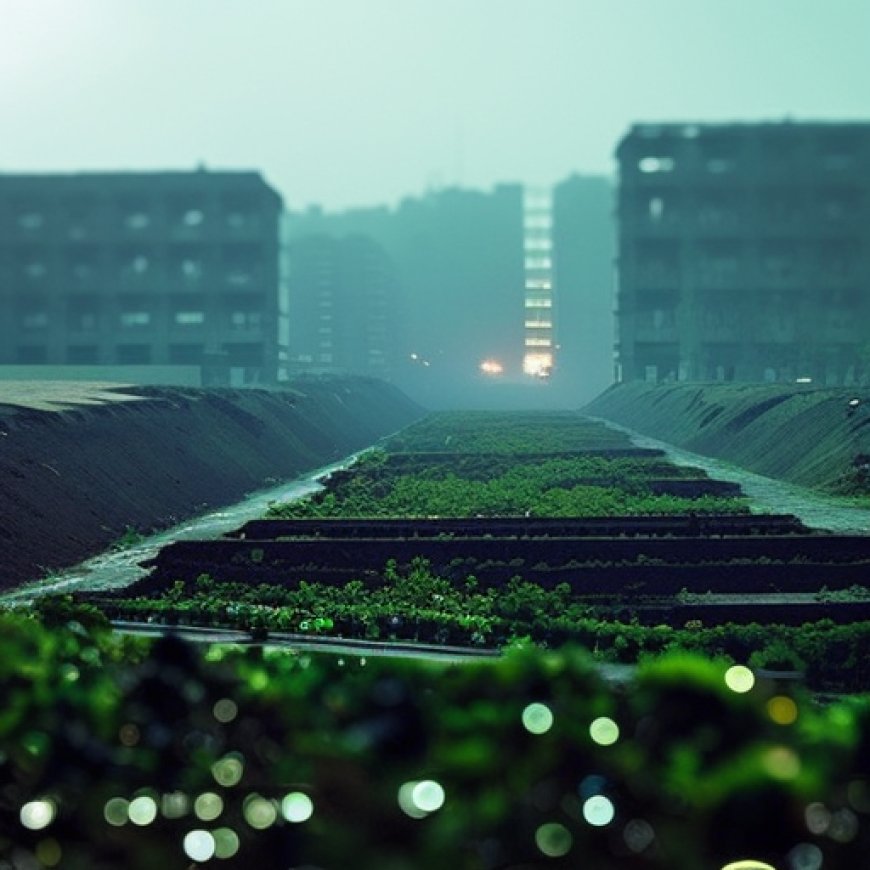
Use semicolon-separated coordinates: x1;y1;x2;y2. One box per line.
0;170;284;384
615;122;870;385
286;233;400;379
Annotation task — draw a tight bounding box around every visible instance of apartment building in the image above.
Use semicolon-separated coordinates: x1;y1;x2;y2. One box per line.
0;170;284;384
615;122;870;384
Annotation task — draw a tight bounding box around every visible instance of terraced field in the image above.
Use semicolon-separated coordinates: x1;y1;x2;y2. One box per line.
84;411;870;688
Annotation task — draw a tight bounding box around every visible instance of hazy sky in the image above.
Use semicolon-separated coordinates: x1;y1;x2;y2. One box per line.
2;0;868;210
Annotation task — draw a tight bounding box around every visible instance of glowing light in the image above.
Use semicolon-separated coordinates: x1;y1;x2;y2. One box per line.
183;830;216;863
35;839;62;867
480;359;504;375
281;792;314;823
623;818;655;853
786;843;823;870
243;795;277;829
213;827;240;859
583;795;615;827
161;791;190;819
805;802;831;835
212;755;244;787
398;782;427;819
103;797;129;827
535;822;573;857
523;352;553;377
412;780;445;814
194;792;224;822
762;746;801;781
522;702;554;735
20;799;56;830
720;861;777;870
213;698;238;723
724;665;755;694
767;695;798;725
589;717;620;746
128;796;158;826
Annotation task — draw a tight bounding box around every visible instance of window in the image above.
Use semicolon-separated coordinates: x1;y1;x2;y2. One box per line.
181;259;203;280
116;344;151;364
525;299;553;309
18;213;45;230
183;209;205;227
169;344;204;364
131;255;149;274
524;257;552;270
648;197;664;223
120;311;151;327
67;346;99;364
638;156;675;173
524;238;552;252
318;353;333;363
22;312;48;329
525;337;552;347
525;278;551;290
125;213;150;230
174;311;205;325
229;311;262;329
16;346;47;363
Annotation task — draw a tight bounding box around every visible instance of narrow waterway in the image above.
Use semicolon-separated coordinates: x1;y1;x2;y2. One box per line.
0;453;362;604
593;417;870;534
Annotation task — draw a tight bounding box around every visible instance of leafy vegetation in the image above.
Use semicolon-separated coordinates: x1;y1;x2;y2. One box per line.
3;609;870;869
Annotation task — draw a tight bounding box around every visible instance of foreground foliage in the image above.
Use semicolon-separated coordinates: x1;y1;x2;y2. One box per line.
2;611;870;870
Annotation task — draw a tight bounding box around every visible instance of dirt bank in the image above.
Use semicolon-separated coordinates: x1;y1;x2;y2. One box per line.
584;382;870;493
0;377;423;589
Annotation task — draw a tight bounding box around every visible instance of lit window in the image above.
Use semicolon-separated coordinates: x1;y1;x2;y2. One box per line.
649;197;664;222
524;239;552;252
638;156;675;173
525;299;553;308
226;270;251;286
183;209;205;227
175;311;205;325
706;158;734;174
525;257;552;269
230;311;261;329
120;312;151;327
524;216;552;230
525;337;553;347
22;312;48;329
24;262;47;279
125;213;150;230
18;213;44;230
131;256;149;274
525;320;553;329
181;259;202;279
525;278;552;290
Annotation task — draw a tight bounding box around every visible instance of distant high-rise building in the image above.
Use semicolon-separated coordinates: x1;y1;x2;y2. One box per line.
0;170;284;384
615;122;870;385
286;180;614;406
286;233;401;379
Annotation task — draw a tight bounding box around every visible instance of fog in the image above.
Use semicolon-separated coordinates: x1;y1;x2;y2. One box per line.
2;0;868;209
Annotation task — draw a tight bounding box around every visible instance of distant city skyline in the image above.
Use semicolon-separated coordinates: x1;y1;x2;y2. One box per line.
2;0;869;210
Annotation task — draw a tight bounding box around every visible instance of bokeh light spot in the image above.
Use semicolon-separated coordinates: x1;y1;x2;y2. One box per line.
623;818;655;853
282;792;314;823
183;830;216;862
35;838;62;867
721;861;777;870
243;794;278;829
212;755;244;787
119;723;140;747
213;827;240;859
583;795;615;827
194;792;224;822
767;696;798;726
763;746;801;781
128;796;158;826
522;702;554;735
411;780;445;813
213;698;238;724
161;791;190;819
398;782;428;819
535;822;573;857
804;802;831;835
724;665;755;694
103;797;129;827
787;842;823;870
20;799;56;830
589;716;620;746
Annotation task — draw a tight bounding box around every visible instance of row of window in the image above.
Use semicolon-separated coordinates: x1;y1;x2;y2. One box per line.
17;310;264;331
633;151;862;175
12;342;264;366
8;262;261;285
